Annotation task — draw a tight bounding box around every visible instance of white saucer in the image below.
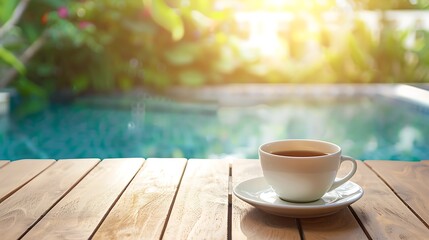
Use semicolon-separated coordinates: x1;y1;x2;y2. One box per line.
233;177;363;218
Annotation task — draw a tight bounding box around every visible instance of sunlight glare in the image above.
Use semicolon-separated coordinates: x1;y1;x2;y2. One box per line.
237;12;286;59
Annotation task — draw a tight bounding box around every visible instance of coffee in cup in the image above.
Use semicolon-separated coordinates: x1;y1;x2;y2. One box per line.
259;139;357;202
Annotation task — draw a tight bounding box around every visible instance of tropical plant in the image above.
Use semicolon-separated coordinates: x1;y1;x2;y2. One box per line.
1;0;429;99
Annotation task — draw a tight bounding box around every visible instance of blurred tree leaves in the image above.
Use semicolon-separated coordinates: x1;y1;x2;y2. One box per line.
164;43;200;65
2;0;429;98
0;0;19;23
178;69;205;86
0;46;25;75
144;0;184;41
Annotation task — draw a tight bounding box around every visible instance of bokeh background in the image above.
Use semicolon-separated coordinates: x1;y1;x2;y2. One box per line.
2;0;429;161
1;0;429;99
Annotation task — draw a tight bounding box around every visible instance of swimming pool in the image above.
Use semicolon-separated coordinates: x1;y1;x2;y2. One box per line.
1;85;428;161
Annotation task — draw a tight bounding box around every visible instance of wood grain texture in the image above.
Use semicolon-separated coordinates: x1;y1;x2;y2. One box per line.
300;208;368;240
93;158;187;240
300;159;367;240
0;160;9;168
350;161;429;239
0;160;55;203
365;160;429;226
0;159;99;240
21;158;144;240
162;159;229;240
231;159;301;240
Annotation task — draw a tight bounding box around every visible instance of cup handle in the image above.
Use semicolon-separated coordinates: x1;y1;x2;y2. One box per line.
328;156;357;192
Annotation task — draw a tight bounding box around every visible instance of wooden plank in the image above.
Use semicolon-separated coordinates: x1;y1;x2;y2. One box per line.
21;158;144;240
231;159;301;240
350;161;429;239
299;160;368;239
162;159;229;239
300;209;368;240
365;160;429;226
0;160;9;168
0;159;100;240
93;158;187;240
0;159;55;203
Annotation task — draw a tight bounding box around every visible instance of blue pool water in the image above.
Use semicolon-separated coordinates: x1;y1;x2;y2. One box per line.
1;87;428;161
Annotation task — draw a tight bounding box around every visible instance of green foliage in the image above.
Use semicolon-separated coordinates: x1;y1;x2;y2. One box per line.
2;0;429;98
0;0;19;23
0;46;25;74
178;69;206;86
16;77;47;98
146;0;184;41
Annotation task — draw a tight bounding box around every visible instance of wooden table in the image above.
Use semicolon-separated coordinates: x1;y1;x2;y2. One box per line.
0;158;428;239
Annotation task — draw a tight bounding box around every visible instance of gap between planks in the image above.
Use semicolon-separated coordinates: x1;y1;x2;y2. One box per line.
0;160;56;204
89;159;147;239
228;162;232;240
159;159;189;240
363;160;429;229
0;160;10;168
363;160;423;226
18;159;101;239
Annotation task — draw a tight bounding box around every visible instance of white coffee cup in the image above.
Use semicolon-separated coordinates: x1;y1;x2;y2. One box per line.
259;139;357;202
